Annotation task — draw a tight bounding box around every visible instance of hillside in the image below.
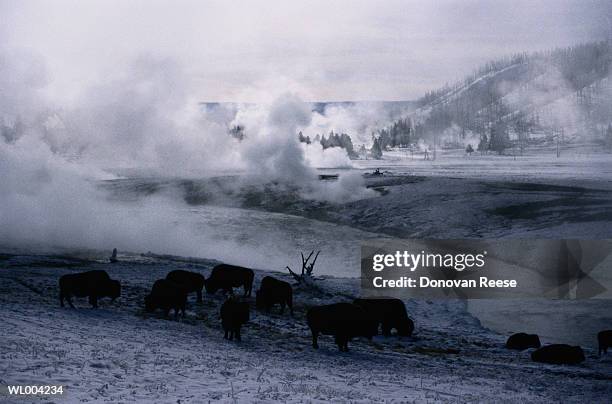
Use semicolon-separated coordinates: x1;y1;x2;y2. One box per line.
384;41;612;153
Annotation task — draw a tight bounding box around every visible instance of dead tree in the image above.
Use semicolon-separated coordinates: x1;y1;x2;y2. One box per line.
286;250;321;287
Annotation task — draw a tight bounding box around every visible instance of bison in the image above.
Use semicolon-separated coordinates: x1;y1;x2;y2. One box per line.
306;303;378;352
205;264;254;297
353;298;414;337
531;344;585;365
165;270;206;303
220;297;250;341
256;276;293;315
598;330;612;356
144;279;188;319
59;270;120;308
505;333;541;350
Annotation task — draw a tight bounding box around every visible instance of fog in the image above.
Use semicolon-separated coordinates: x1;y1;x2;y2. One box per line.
0;46;374;258
2;0;610;101
1;0;610;257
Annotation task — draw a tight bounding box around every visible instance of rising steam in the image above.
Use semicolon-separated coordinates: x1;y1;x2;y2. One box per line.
0;49;375;257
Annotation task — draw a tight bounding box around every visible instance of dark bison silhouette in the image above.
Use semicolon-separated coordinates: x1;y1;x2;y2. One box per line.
205;264;254;297
598;330;612;356
256;276;293;315
531;344;585;365
505;333;541;350
165;270;205;303
353;298;414;337
306;303;378;352
145;279;188;319
59;270;120;308
220;297;250;341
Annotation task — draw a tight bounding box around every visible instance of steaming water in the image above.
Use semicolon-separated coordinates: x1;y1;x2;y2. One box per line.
159;204;383;278
7;168;608;348
150;201;609;348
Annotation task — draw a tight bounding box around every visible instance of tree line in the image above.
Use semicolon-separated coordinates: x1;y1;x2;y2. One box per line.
298;130;358;158
389;40;612;155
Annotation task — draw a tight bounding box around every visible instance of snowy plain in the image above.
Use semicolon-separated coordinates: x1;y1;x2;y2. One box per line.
2;148;612;402
1;252;611;403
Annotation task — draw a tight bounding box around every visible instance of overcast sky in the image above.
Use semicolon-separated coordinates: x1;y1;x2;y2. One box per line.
2;0;611;102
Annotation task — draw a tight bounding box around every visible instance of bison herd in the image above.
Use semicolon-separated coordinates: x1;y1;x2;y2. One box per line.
504;333;586;365
504;330;612;365
58;265;611;363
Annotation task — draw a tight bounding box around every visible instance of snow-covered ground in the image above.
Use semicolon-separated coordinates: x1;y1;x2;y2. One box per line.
1;252;611;403
2;148;612;402
355;145;612;184
89;150;612;351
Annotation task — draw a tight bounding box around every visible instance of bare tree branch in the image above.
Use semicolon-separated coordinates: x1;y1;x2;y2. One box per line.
301;251;314;275
285;265;301;282
287;250;321;287
304;250;315;264
306;251;321;275
300;252;305;275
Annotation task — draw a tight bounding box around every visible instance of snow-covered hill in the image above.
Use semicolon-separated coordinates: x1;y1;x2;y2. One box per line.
394;41;612;150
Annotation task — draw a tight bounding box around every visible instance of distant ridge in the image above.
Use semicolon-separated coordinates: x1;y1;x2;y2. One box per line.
199;100;417;115
401;40;612;141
